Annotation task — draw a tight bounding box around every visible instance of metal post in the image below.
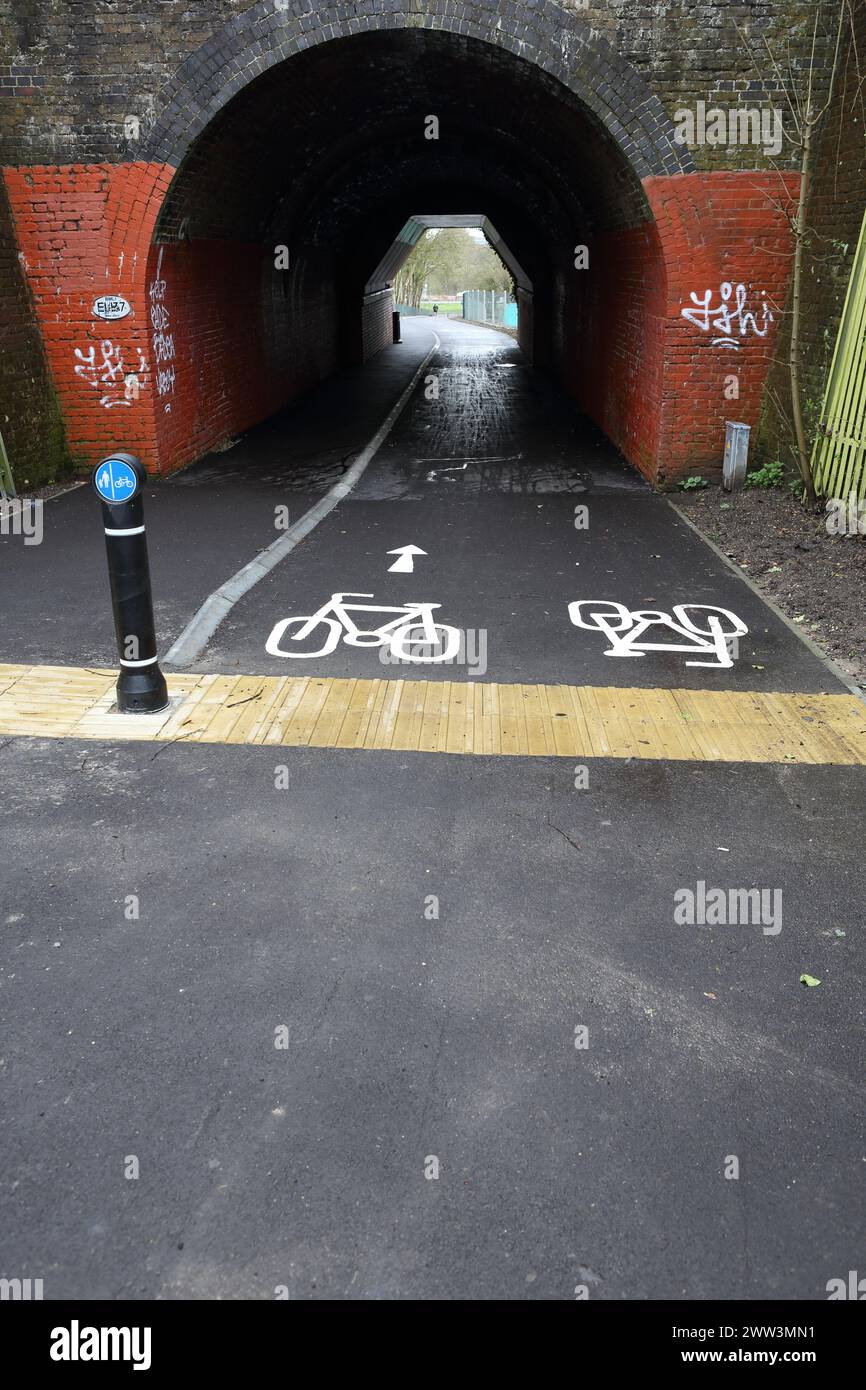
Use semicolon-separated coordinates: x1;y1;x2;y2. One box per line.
92;452;168;713
722;421;750;491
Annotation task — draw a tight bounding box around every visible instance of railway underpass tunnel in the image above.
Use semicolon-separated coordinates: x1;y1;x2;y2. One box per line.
148;27;679;483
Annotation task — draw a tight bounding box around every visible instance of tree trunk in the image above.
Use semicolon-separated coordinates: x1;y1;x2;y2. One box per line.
789;114;817;504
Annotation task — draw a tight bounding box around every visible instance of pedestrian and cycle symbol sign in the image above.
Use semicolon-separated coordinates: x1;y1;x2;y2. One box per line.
93;457;139;503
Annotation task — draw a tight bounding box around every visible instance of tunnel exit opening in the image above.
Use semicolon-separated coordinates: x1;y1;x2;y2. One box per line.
365;215;529;344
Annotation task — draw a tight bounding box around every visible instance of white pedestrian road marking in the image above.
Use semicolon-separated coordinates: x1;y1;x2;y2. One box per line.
387;544;427;573
568;600;748;669
266;592;461;662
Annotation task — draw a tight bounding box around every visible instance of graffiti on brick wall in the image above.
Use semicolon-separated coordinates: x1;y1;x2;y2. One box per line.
73;339;139;409
681;282;773;350
149;248;176;412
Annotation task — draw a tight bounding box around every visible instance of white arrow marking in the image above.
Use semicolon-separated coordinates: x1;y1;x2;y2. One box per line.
387;544;427;573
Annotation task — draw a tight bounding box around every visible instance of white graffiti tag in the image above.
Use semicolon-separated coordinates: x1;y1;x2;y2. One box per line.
149;248;176;411
73;340;132;408
266;592;461;662
568;600;748;669
681;282;773;350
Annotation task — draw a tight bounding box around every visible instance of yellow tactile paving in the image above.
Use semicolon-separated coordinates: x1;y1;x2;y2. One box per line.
0;663;864;764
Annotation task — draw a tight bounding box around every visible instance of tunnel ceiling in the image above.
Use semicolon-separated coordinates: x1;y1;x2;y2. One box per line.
155;28;653;291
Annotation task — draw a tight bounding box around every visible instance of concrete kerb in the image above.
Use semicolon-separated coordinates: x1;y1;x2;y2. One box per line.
668;498;866;706
163;332;440;669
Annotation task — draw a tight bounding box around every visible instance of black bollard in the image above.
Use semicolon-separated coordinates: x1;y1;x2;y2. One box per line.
92;452;169;714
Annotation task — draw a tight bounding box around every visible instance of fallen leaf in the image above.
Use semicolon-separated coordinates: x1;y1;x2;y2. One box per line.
800;973;821;987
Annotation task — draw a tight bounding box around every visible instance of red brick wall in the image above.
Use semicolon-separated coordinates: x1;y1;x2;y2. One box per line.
146;240;340;473
0;174;69;487
4;164;799;487
646;171;800;485
2;162;171;471
554;171;798;485
2;163;343;477
565;220;666;480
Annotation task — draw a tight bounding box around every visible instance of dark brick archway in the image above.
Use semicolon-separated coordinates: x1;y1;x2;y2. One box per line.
135;17;691;479
139;0;694;182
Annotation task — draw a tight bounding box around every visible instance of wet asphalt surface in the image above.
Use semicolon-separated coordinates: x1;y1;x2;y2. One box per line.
1;316;863;1300
0;317;850;693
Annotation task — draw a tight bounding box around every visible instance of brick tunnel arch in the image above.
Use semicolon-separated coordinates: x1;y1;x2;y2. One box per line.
9;0;794;486
140;1;692;178
131;4;696;482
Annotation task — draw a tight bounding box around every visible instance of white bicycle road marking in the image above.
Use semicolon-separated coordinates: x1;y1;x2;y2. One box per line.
568;600;748;669
265;592;461;662
163;332;440;668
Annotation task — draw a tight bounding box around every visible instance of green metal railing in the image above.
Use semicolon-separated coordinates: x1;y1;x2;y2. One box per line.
462;289;518;327
812;206;866;500
0;429;16;500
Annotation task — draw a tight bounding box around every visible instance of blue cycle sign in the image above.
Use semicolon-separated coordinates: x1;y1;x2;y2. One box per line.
93;457;140;503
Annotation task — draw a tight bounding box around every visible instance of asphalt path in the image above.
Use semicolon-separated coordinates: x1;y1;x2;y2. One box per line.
1;737;862;1300
1;315;863;1301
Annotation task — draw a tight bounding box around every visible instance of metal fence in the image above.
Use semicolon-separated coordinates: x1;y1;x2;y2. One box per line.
462;290;518;328
0;430;16;500
812;206;866;501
